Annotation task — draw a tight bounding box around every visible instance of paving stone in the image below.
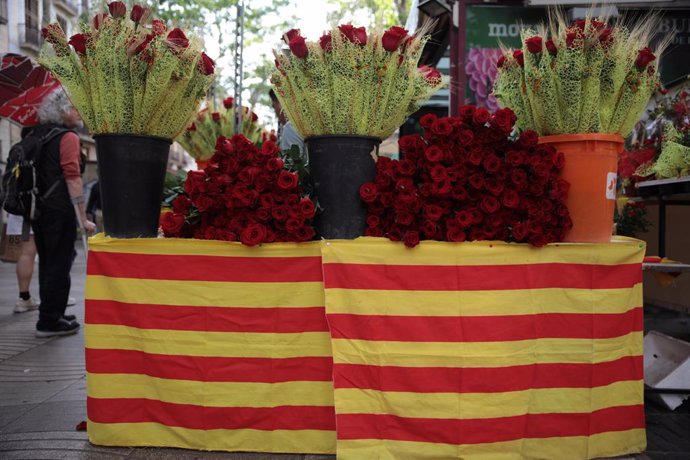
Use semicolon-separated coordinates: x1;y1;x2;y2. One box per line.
3;400;87;434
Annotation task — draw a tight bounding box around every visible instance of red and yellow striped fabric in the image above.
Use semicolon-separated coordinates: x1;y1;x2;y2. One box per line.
84;235;336;454
321;237;646;460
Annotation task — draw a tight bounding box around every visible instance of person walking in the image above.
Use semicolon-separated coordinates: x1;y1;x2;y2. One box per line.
32;89;95;338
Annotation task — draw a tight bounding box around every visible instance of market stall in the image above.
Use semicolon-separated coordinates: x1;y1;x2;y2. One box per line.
84;235;645;458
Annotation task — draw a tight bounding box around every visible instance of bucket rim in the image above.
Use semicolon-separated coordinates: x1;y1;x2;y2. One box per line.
94;133;172;145
305;134;382;144
538;133;624;144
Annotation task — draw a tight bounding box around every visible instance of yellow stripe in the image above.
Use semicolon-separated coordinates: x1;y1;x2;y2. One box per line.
321;237;645;266
336;429;645;460
87;373;334;407
331;332;643;367
87;421;336;454
325;284;642;316
88;233;322;257
85;324;332;358
335;380;642;419
86;276;324;308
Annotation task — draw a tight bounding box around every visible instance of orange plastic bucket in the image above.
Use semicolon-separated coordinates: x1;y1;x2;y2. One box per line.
538;133;624;243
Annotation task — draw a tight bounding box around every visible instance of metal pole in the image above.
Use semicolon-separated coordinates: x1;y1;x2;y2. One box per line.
233;0;245;135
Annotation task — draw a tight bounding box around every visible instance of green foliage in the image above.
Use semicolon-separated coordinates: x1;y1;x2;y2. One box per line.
494;14;667;137
280;144;312;197
614;201;650;238
177;101;265;161
162;170;188;207
271;26;445;140
327;0;411;29
40;6;214;139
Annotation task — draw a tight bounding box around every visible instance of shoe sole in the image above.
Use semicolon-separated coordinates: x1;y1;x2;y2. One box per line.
14;307;38;314
35;327;80;338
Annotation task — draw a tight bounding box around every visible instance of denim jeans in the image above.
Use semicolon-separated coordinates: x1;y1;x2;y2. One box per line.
32;208;76;327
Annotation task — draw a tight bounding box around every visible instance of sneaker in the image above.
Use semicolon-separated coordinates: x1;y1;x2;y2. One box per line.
63;314;76;322
67;296;76;307
14;298;39;313
36;318;80;338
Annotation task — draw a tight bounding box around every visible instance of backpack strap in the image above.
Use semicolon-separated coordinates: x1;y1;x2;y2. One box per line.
35;128;74;202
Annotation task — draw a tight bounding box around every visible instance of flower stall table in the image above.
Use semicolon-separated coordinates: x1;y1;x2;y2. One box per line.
84;235;645;459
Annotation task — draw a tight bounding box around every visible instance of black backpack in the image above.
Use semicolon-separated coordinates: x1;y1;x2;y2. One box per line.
1;127;68;239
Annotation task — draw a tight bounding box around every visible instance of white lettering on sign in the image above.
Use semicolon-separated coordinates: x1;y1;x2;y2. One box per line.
488;22;535;38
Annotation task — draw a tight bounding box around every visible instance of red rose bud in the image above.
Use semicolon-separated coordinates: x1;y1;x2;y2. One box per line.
251;112;258;122
68;33;88;55
635;47;656;69
566;32;579;48
151;19;167;35
545;38;557;55
198;52;215;76
660;87;668;95
283;28;301;44
223;97;234;109
107;1;126;18
338;24;356;42
319;33;332;52
167;28;189;49
496;55;506;68
574;19;586;31
41;24;66;45
130;5;150;25
418;65;441;82
211;112;221;122
188;123;196;131
382;26;408;52
93;13;108;30
598;28;613;47
512;49;524;67
354;26;367;46
525;36;542;54
289;35;308;58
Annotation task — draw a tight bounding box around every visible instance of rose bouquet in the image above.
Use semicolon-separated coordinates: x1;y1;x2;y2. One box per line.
270;24;445;139
161;135;316;245
39;1;215;139
360;106;572;247
177;97;268;162
493;12;670;137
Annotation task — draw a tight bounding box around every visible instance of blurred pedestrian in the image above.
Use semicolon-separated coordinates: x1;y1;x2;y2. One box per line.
7;213;39;313
269;89;305;157
32;89;95;338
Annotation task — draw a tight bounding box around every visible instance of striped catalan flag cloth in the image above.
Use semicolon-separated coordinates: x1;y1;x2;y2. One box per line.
321;237;646;459
84;234;336;454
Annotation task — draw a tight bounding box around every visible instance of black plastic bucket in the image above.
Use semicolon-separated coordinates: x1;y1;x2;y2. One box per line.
306;135;380;239
95;134;171;238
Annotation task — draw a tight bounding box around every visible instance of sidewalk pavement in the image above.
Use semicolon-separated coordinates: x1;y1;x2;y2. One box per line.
0;242;687;459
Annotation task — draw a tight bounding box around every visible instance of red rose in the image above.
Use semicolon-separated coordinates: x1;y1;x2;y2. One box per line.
354;26;367;45
193;195;214;212
511;169;527;187
285;218;303;233
424;204;444;222
272;206;288;222
261;140;279;157
430;164;448;183
266;157;284;172
485;177;504;196
171;196;191;213
501;189;520;208
396;159;416;176
382;26;408;52
446;228;466;242
299;197;316;218
497;55;506;68
468;148;483;166
517;130;539;148
512;222;528;241
108;1;126;18
320;33;332;52
211;112;221;122
69;34;88;55
525;36;543;54
289;35;309;59
152;19;167;35
419;65;441;82
283;29;301;44
161;212;185;236
424;145;444;162
403;230;420;248
545;38;557;55
130;5;148;24
293;226;315;242
167;28;189;49
432;180;452;196
359;183;379;203
277;170;299;190
431;118;453;136
367;215;381;228
240;223;267;246
566;32;580;49
635;47;656;69
188;123;196;131
93;13;108;30
598;28;613;48
198;53;215;76
458;129;475;146
420;113;437;129
512;49;524;67
338;24;355;41
472;107;490;125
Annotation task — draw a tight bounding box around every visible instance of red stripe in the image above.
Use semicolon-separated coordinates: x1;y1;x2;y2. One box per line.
87;397;335;431
86;349;333;383
327;308;642;342
86;300;328;333
336;405;645;444
87;252;323;283
322;262;642;291
333;356;643;393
